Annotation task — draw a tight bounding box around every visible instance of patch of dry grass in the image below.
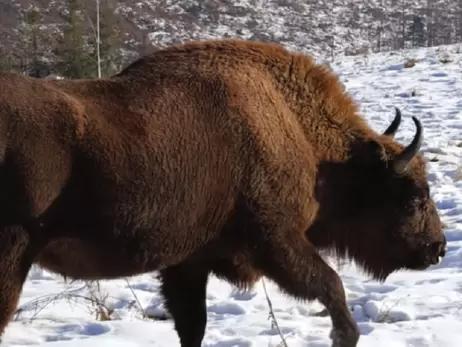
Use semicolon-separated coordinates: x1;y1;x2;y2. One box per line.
13;278;167;325
373;295;411;323
404;58;418;68
438;53;453;64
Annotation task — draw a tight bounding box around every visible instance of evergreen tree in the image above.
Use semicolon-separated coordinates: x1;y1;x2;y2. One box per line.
408;15;427;47
23;8;49;77
25;9;40;67
58;0;94;78
97;0;123;76
0;50;12;72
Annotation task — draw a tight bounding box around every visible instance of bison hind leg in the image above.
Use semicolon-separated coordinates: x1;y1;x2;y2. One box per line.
160;263;209;347
159;255;261;347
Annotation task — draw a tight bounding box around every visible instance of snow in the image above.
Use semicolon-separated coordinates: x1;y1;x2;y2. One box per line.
3;43;462;347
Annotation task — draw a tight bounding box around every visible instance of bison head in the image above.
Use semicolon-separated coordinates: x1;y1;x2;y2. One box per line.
309;108;447;281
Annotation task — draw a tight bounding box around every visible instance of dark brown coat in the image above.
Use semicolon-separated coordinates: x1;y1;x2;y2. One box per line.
0;39;446;347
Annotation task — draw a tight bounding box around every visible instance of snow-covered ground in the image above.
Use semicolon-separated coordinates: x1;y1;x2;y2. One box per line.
3;44;462;347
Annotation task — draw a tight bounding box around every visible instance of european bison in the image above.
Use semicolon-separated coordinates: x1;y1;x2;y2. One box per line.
0;39;446;347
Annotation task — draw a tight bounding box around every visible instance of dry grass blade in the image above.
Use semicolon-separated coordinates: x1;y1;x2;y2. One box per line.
261;278;289;347
84;280;114;321
14;284;78;322
123;278;148;319
13;282;115;322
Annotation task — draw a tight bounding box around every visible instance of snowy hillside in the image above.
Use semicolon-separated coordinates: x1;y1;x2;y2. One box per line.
1;43;462;347
1;0;462;69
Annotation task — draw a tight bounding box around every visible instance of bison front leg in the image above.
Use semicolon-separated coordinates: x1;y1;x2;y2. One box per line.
159;263;209;347
0;225;38;337
256;235;360;347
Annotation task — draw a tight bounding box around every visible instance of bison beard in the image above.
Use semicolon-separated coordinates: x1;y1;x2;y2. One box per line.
0;39;446;347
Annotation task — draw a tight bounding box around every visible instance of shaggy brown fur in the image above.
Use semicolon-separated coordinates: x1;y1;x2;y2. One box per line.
0;39;446;347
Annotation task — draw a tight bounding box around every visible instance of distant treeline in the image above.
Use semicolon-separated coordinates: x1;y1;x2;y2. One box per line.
0;0;124;79
0;0;460;78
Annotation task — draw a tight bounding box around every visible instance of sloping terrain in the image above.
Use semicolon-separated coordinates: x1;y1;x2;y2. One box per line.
1;43;462;347
0;0;459;70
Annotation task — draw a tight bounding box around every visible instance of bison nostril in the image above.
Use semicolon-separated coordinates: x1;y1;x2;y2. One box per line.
429;242;446;257
439;245;447;257
434;242;446;257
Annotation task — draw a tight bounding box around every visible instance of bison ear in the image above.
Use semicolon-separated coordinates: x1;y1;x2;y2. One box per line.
364;139;387;164
351;139;387;167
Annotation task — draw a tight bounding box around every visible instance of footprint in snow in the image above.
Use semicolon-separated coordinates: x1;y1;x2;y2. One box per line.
415;277;447;285
229;288;258;301
205;337;254;347
430;71;448;78
362;300;414;323
441;207;462;217
45;322;111;342
207;302;247;316
436;198;457;210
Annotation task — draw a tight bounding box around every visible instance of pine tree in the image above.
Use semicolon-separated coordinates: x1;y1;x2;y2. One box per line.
23;7;48;77
0;49;12;72
25;9;40;66
58;0;94;78
97;0;123;76
408;15;427;47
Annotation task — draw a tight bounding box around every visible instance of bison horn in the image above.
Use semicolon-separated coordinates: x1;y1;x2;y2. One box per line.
392;116;423;174
383;107;402;137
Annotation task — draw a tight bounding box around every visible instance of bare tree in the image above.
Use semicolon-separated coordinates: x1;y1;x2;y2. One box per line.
96;0;101;77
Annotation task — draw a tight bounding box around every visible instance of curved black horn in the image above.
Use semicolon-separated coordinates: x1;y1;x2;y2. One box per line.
383;107;402;137
392;116;423;174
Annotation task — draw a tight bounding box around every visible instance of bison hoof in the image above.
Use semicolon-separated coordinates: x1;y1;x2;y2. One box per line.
329;324;360;347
